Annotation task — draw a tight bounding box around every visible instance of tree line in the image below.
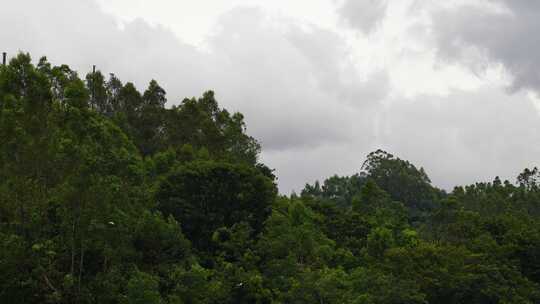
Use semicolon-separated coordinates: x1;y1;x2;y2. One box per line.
1;53;540;303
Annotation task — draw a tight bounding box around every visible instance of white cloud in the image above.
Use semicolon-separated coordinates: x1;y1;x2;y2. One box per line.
379;87;540;189
3;0;540;194
0;0;389;193
95;0;340;47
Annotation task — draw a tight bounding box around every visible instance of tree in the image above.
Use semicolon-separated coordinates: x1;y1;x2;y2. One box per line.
85;70;108;114
163;91;260;164
518;167;540;190
3;51;540;304
156;160;276;251
361;149;440;217
135;80;167;155
122;271;163;304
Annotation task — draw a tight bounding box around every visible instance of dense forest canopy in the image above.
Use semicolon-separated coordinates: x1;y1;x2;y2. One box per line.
1;53;540;303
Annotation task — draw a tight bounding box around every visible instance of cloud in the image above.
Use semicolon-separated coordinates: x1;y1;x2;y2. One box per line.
0;0;388;192
204;7;389;151
270;85;540;194
337;0;388;33
378;87;540;189
426;0;540;93
4;0;540;195
1;0;210;98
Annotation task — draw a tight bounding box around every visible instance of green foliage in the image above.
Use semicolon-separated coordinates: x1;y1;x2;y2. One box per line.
133;211;191;270
123;270;163;304
156;160;276;252
163;91;260;164
2;52;540;303
361;149;441;218
302;174;365;208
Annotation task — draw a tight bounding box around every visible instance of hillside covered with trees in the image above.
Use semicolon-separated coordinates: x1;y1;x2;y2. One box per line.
1;53;540;303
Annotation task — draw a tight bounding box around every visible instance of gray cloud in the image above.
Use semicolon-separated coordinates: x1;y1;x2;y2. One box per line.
2;0;210;98
337;0;388;33
378;88;540;189
271;86;540;194
0;0;388;192
4;0;540;195
428;0;540;92
206;7;381;151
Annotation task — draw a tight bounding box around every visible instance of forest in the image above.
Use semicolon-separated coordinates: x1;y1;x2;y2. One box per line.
1;53;540;303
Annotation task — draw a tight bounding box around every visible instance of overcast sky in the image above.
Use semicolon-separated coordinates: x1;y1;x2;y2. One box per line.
3;0;540;193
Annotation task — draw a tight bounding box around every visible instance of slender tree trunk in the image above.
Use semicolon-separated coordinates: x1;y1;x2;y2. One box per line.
71;217;75;276
78;236;84;296
77;200;85;301
78;245;84;297
19;193;28;242
74;200;81;303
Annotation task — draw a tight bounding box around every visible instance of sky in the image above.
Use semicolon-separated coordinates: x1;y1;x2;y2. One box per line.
2;0;540;193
